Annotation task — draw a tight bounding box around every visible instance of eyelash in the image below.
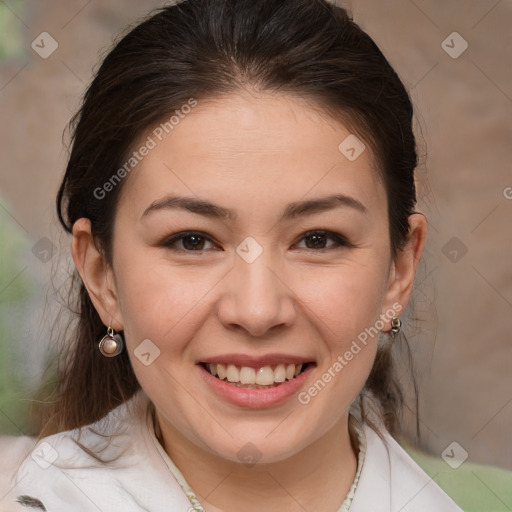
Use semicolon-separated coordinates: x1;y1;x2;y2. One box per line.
159;230;354;253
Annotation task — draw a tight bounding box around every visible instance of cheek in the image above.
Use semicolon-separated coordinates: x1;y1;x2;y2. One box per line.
295;259;389;340
294;257;388;400
294;264;385;421
113;255;213;350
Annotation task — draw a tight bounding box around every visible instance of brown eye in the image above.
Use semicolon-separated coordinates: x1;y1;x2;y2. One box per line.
295;230;352;251
160;232;217;252
181;234;206;250
304;232;330;249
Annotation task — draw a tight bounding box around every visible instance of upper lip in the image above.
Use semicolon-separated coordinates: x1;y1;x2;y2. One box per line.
199;353;315;368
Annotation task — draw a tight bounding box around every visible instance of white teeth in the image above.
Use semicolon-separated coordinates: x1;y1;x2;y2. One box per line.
240;367;256;385
206;362;306;385
274;364;286;383
226;364;239;383
217;364;227;380
256;366;275;386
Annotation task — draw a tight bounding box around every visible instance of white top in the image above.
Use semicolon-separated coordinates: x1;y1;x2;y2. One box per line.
0;390;463;512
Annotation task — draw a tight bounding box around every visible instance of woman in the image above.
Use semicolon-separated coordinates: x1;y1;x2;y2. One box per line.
1;0;463;510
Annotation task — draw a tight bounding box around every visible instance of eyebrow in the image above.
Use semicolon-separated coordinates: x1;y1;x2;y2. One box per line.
140;193;368;222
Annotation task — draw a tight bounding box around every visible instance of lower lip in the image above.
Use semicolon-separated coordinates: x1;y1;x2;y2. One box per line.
198;364;314;409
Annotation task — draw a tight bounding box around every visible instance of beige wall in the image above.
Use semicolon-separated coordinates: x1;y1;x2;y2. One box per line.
1;0;511;470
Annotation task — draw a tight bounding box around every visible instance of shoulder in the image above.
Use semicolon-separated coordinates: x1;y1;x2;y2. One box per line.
350;421;464;511
0;391;193;512
0;435;38;508
0;396;141;511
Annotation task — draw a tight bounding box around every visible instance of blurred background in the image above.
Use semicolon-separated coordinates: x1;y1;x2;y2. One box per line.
0;0;510;483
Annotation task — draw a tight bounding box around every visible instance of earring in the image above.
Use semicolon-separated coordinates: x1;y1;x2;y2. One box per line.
390;316;402;335
98;326;124;357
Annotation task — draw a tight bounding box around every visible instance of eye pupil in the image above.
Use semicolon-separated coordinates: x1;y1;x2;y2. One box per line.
183;235;204;250
305;233;327;249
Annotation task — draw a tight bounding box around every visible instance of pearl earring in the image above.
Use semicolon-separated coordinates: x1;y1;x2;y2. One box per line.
98;326;124;357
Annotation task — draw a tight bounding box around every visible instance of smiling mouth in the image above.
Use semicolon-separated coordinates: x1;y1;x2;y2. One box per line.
201;362;314;389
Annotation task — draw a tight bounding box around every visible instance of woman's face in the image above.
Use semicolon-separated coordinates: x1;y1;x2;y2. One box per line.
80;92;418;464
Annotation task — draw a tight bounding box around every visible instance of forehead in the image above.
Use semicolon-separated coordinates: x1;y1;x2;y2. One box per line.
117;91;386;221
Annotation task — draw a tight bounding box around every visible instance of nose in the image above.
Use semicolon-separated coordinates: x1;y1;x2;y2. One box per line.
217;250;297;338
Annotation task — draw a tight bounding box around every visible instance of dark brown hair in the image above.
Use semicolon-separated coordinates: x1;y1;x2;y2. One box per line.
38;0;420;441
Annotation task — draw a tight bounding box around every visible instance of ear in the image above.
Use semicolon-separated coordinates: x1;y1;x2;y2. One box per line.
381;213;427;329
71;218;124;331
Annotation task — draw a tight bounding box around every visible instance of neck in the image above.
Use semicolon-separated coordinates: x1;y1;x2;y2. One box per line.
153;410;359;512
